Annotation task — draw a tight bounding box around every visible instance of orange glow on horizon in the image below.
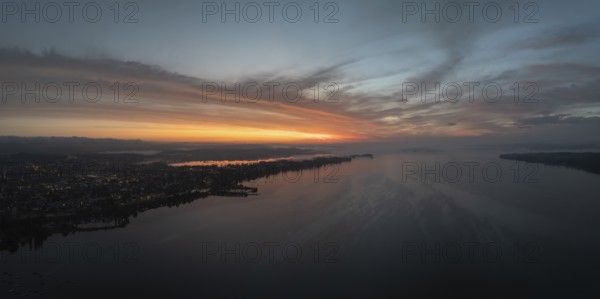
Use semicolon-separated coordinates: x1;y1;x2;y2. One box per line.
144;125;357;143
2;117;364;143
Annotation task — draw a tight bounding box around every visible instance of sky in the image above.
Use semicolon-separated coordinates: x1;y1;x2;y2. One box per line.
1;0;600;145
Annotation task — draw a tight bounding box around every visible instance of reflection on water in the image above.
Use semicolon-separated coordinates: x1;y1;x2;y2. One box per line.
169;153;334;167
2;151;600;297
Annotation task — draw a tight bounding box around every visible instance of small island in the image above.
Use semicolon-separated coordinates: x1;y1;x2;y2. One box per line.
499;152;600;175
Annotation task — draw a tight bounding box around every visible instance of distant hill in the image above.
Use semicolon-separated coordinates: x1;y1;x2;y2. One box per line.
499;152;600;175
0;136;159;155
0;136;321;161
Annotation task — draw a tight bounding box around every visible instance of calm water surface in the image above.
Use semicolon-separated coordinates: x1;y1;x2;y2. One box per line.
3;151;600;297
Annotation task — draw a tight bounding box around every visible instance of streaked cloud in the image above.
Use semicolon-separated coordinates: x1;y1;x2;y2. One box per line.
2;0;600;145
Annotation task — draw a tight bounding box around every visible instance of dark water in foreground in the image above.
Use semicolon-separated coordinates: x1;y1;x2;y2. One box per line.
2;151;600;298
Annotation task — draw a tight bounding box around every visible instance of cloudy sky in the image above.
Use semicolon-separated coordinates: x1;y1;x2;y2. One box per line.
1;0;600;144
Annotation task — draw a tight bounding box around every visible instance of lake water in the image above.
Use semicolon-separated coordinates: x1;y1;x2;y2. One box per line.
2;151;600;297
